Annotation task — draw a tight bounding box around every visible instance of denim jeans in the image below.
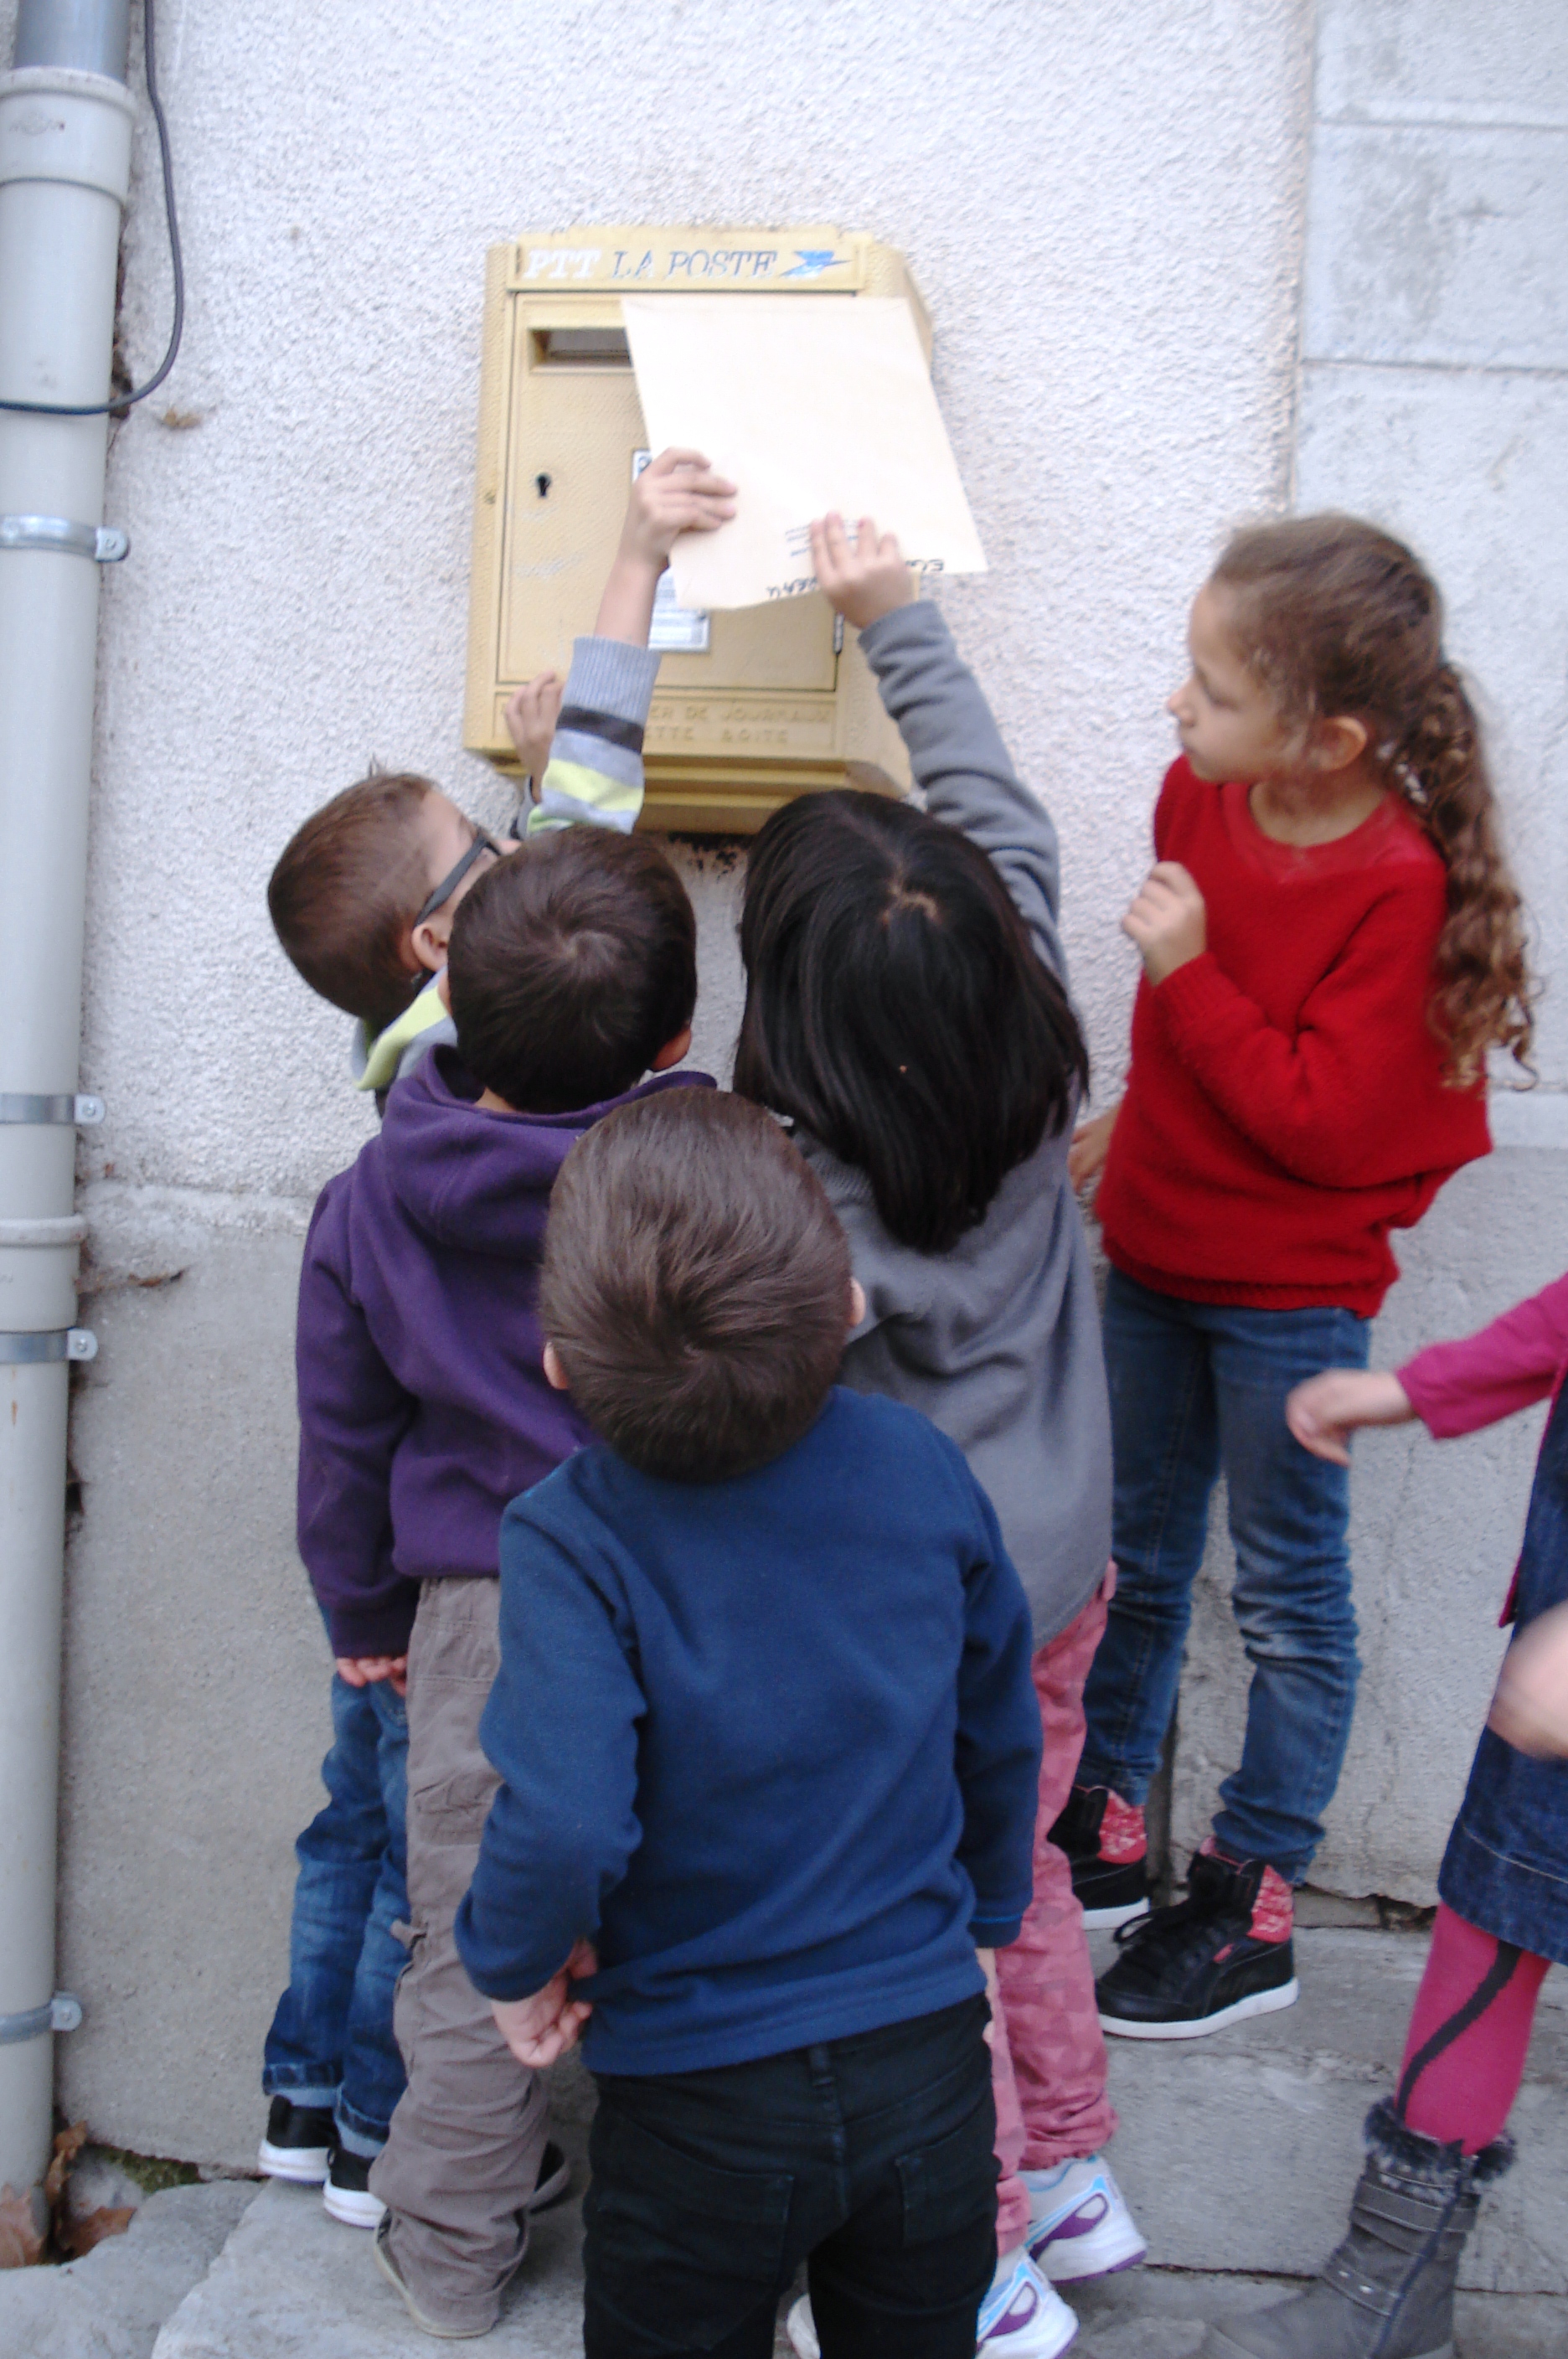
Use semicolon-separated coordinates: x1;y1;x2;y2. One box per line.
1079;1269;1369;1882
263;1669;410;2153
583;1996;998;2359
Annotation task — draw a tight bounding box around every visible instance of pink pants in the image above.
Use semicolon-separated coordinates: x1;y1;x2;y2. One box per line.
989;1573;1118;2254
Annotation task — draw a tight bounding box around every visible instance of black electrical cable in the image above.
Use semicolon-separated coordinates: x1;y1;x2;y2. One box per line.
0;0;183;416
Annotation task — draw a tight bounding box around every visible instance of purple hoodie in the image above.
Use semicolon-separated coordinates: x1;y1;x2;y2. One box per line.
297;1047;714;1657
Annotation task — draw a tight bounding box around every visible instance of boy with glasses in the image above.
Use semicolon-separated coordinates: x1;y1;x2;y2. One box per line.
257;451;735;2248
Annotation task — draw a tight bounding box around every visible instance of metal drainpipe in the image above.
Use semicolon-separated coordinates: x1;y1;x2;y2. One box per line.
0;0;132;2208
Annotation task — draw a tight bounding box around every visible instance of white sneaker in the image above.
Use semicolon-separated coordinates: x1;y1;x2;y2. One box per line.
977;2254;1077;2355
786;2297;820;2359
1024;2153;1148;2284
787;2257;1075;2359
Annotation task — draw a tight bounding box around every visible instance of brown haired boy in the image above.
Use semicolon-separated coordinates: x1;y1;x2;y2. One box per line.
282;455;736;2325
452;1091;1044;2358
267;447;729;1107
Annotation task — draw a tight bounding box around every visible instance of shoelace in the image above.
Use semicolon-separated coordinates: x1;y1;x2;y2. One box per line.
1111;1895;1251;1990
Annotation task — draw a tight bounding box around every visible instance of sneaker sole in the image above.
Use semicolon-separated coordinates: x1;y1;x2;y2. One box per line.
323;2180;385;2229
786;2297;820;2359
373;2227;494;2339
1079;1897;1150;1931
528;2149;572;2212
1033;2217;1149;2284
258;2139;330;2183
1099;1976;1299;2041
982;2297;1078;2357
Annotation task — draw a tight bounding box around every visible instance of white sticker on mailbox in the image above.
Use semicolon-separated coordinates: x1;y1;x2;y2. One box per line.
635;451;712;652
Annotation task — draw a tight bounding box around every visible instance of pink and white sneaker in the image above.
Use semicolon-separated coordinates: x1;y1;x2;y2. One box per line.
1024;2153;1148;2283
787;2253;1076;2359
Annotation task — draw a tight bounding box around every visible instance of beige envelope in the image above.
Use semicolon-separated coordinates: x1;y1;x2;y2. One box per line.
622;294;987;612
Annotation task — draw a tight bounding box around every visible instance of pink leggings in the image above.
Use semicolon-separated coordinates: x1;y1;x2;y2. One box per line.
989;1574;1118;2253
1395;1902;1550;2154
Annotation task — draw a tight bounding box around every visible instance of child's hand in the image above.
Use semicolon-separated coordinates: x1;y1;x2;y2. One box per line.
1285;1370;1414;1467
1122;861;1207;984
809;513;916;630
504;670;564;787
1068;1103;1120;1200
335;1654;409;1697
596;449;737;644
622;447;737;569
1488;1600;1568;1759
490;1938;599;2067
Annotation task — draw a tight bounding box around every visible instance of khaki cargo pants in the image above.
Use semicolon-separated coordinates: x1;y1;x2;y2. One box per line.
369;1576;549;2334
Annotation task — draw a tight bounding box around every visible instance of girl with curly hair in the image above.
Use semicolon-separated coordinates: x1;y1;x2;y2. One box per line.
1065;514;1534;2043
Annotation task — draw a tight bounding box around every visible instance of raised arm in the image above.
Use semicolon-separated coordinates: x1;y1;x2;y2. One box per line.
527;448;735;838
811;514;1068;983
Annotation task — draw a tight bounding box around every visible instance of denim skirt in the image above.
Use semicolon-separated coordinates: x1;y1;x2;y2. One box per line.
1439;1380;1568;1964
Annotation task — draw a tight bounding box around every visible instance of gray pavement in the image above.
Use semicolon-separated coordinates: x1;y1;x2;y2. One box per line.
0;2179;256;2359
6;1930;1564;2356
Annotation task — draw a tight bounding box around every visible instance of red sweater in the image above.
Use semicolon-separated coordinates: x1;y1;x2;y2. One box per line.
1097;758;1489;1315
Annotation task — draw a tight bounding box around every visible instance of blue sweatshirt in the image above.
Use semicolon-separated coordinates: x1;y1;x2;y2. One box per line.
454;1388;1041;2077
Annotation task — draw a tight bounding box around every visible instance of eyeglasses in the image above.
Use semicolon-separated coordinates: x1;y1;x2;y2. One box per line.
413;831;502;931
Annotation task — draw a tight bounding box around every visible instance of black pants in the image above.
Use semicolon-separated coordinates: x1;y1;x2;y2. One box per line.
583;1995;998;2359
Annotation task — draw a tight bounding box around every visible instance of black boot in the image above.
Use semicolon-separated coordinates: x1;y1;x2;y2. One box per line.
1204;2100;1513;2358
1049;1783;1151;1928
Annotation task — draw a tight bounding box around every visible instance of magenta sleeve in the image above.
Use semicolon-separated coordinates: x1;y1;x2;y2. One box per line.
1398;1272;1568;1438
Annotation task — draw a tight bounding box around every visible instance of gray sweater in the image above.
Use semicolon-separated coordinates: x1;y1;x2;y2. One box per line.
795;600;1112;1647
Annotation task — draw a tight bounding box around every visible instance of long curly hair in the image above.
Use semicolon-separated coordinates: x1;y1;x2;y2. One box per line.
1212;514;1534;1085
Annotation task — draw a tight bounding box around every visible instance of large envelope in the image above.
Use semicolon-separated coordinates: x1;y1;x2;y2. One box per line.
622;295;986;612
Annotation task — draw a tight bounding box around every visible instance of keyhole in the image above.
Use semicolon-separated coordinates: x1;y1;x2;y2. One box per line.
535;472;552;499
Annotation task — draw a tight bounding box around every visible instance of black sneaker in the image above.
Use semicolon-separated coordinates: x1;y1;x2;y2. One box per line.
323;2142;384;2229
321;2133;570;2230
1050;1783;1152;1929
1096;1848;1298;2040
528;2140;572;2212
258;2093;334;2183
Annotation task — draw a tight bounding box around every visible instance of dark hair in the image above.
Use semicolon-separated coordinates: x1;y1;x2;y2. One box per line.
267;772;435;1032
540;1090;852;1482
447;828;696;1114
1213;514;1534;1084
733;792;1088;1253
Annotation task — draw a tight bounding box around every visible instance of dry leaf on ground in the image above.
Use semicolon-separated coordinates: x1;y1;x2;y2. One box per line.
58;2205;136;2258
44;2122;88;2216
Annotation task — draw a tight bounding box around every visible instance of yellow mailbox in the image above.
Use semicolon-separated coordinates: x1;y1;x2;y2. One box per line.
463;225;931;833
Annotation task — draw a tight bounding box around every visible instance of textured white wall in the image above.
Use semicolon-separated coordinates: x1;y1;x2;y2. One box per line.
8;0;1319;2161
64;0;1312;1197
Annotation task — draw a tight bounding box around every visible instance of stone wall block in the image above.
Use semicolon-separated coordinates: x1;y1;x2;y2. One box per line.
1315;0;1568;130
1303;124;1568;370
58;1226;322;2167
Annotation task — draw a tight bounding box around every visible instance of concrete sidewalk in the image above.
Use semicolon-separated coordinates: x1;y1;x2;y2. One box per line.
3;1928;1562;2357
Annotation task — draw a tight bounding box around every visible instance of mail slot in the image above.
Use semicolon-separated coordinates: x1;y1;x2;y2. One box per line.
463;225;932;833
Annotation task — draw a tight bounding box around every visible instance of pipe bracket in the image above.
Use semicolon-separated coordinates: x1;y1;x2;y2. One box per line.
0;1092;105;1125
0;515;128;562
0;1328;96;1364
0;1993;83;2047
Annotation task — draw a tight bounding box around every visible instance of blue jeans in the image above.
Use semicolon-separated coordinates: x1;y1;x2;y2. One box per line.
263;1670;410;2153
1079;1269;1369;1882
